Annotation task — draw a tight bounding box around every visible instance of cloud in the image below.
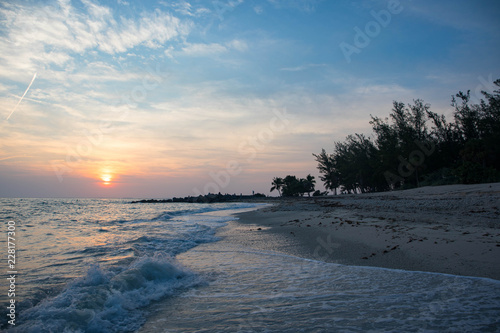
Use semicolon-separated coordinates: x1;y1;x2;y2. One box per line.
0;1;190;79
88;8;188;54
161;0;211;17
0;83;15;93
406;0;500;34
182;42;228;56
226;39;248;52
66;62;144;83
354;84;410;95
267;0;324;12
280;63;327;71
181;39;248;56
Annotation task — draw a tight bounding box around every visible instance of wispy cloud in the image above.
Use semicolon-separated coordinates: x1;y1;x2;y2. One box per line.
0;1;190;78
181;39;248;56
267;0;324;12
406;0;500;33
0;155;29;162
160;0;211;17
354;84;411;95
280;63;327;72
182;42;228;56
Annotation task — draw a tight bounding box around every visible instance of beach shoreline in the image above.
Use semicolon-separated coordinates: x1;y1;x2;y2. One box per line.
226;183;500;280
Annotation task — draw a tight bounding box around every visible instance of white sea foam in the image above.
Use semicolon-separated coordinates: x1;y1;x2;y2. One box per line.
140;243;500;332
0;199;264;332
11;254;201;333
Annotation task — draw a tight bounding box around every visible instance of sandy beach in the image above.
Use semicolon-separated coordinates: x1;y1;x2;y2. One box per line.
135;185;500;332
224;183;500;280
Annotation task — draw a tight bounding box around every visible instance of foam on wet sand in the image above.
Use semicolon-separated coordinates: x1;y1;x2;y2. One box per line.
231;183;500;280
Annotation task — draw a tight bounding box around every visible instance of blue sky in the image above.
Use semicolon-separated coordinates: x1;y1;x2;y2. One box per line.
1;0;499;198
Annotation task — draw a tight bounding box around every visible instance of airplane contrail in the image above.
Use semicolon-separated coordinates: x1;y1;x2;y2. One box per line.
5;72;37;121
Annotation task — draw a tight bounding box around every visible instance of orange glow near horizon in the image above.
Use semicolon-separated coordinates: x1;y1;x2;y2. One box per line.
100;174;113;186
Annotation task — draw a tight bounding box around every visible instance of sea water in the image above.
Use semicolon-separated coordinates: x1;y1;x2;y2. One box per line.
0;198;262;332
1;198;499;332
142;242;500;332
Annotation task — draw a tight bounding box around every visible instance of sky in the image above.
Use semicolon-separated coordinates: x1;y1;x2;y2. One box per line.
0;0;499;198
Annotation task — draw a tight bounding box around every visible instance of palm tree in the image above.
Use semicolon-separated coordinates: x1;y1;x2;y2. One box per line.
304;174;316;196
270;177;284;196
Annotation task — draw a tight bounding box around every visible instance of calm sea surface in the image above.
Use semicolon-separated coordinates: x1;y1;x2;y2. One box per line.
1;198;499;332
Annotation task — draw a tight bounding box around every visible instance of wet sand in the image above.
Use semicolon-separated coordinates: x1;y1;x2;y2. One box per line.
226;183;500;280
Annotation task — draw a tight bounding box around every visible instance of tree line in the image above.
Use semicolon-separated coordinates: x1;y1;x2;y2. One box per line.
313;79;500;194
270;174;319;197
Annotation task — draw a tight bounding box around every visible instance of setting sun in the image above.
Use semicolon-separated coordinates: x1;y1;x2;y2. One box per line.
101;174;113;186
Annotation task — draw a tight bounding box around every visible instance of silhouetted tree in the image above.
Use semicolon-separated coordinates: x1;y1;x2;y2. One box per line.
313;149;339;195
282;175;301;197
271;175;316;197
451;82;500;183
332;134;381;193
270;177;284;196
304;174;316;197
315;79;500;192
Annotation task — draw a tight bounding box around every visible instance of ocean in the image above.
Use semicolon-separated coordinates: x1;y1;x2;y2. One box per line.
1;198;499;332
